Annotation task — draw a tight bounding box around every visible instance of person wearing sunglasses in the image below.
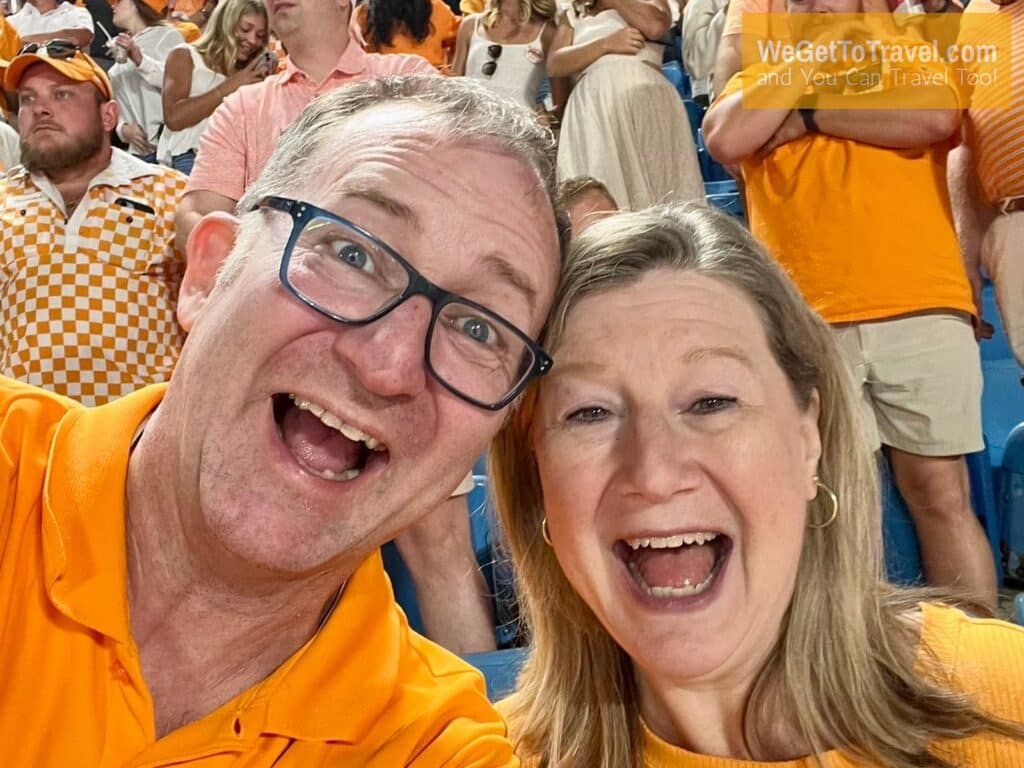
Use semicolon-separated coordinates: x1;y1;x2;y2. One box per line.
0;43;188;406
5;0;93;49
0;74;563;766
451;0;566;120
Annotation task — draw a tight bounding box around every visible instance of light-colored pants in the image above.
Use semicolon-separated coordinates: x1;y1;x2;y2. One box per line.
832;313;984;457
982;209;1024;367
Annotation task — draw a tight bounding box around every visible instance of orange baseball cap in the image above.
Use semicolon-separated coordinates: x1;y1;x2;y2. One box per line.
108;0;168;13
4;47;114;100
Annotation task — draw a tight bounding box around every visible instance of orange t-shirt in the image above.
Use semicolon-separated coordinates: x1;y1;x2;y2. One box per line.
718;69;974;325
0;377;520;767
356;0;460;73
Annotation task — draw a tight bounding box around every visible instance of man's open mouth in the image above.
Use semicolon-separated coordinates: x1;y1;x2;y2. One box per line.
272;393;389;482
616;531;733;599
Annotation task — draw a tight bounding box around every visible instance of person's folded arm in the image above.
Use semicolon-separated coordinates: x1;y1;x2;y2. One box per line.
812;84;961;148
605;0;672;40
21;27;92;47
703;60;804;165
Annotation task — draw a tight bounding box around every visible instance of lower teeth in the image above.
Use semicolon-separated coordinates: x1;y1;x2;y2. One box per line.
628;561;717;598
309;466;361;482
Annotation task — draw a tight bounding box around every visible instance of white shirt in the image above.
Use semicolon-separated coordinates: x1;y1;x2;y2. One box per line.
682;0;728;98
7;1;94;38
0;121;18;173
156;43;224;164
109;25;185;152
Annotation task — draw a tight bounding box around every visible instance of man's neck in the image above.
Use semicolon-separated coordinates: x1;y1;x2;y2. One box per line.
44;146;113;215
283;24;352;85
123;412;350;738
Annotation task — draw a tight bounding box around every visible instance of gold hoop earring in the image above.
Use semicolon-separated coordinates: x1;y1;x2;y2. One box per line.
541;517;553;546
808;476;838;530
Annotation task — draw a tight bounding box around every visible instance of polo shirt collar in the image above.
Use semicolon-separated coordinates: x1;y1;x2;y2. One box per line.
41;384;168;646
280;38;369;86
25;148;161;212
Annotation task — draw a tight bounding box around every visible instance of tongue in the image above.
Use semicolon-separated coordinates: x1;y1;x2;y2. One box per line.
631;545;716;589
280;404;362;475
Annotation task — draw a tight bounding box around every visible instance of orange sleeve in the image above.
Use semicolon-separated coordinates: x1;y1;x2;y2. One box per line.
0;17;21;62
722;0;771;37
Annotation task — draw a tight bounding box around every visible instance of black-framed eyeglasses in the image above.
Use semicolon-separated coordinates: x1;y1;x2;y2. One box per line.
482;44;502;77
256;196;553;411
18;39;80;58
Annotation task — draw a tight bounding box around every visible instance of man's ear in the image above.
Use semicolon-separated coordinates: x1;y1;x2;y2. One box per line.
177;211;239;332
100;99;118;133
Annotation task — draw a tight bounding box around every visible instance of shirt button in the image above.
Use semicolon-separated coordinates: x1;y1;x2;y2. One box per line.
110;660;131;684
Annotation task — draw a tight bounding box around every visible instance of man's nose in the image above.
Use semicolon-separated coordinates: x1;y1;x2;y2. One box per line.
329;296;432;401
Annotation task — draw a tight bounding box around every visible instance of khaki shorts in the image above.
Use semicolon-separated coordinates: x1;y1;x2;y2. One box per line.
832;313;984;457
982;209;1024;367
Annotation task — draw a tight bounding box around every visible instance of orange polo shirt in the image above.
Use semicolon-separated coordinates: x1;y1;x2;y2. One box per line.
719;67;974;324
0;377;519;767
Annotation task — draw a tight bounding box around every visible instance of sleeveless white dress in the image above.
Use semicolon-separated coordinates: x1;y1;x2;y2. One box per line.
557;8;703;210
465;18;547;109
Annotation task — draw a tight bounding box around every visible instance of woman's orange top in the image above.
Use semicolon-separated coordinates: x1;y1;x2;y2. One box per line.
355;0;460;73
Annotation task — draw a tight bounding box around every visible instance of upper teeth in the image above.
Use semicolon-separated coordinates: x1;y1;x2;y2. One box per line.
626;532;719;550
288;394;386;451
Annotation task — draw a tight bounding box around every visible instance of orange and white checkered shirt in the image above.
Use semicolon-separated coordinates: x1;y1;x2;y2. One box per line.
0;149;188;405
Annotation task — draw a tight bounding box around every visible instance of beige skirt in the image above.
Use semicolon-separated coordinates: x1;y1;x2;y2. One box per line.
557;58;704;210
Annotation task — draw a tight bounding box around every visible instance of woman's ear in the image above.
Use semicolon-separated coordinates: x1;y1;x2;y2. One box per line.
802;388;823;499
176;211;239;332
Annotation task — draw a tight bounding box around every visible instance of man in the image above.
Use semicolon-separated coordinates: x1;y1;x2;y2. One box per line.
174;0;433;251
949;0;1024;367
6;0;93;48
704;2;998;605
0;47;187;405
0;74;563;764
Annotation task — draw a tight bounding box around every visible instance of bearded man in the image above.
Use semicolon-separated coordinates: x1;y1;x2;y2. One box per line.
0;44;187;405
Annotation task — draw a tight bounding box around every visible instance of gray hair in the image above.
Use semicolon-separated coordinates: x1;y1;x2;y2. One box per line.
222;75;566;283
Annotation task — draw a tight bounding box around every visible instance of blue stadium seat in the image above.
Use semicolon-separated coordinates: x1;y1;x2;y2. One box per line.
462;647;529;702
705;179;746;221
999;424;1024;582
661;60;691;101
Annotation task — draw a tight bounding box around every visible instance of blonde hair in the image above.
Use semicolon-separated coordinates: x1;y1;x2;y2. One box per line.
194;0;267;76
482;0;557;29
492;204;1024;768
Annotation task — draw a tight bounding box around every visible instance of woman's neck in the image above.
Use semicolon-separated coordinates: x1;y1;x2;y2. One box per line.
126;17;149;35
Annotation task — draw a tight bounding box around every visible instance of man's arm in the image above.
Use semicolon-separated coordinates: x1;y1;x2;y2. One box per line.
175;93;249;254
949;117;996;327
20;27;92;47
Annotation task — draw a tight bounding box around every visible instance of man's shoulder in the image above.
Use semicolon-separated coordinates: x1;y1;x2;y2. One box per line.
0;378;81;469
365;51;436;76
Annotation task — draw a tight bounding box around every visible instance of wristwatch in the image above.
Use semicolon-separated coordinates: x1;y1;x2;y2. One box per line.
799;107;819;134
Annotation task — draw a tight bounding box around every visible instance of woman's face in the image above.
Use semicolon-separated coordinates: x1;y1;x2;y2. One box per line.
532;269;821;693
234;12;268;64
111;0;136;29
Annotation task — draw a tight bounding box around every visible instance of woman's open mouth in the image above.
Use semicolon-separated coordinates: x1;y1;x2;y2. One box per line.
616;532;733;599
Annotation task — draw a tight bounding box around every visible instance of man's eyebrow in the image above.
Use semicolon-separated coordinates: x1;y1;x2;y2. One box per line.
336;184;423;233
480;253;538;313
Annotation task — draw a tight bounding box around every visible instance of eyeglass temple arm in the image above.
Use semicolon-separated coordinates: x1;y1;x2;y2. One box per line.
256;196;299;215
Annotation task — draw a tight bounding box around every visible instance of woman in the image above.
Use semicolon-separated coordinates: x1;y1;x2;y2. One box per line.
354;0;460;73
452;0;563;118
160;0;269;174
491;204;1024;767
548;0;702;209
109;0;185;162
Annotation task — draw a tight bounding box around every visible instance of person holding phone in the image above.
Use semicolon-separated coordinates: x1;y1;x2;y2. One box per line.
0;46;187;405
160;0;269;173
109;0;185;161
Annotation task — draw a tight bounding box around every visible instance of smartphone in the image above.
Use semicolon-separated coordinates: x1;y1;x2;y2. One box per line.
257;50;279;76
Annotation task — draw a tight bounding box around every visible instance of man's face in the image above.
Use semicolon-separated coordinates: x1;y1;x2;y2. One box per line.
18;65;113;172
268;0;348;40
166;104;561;576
